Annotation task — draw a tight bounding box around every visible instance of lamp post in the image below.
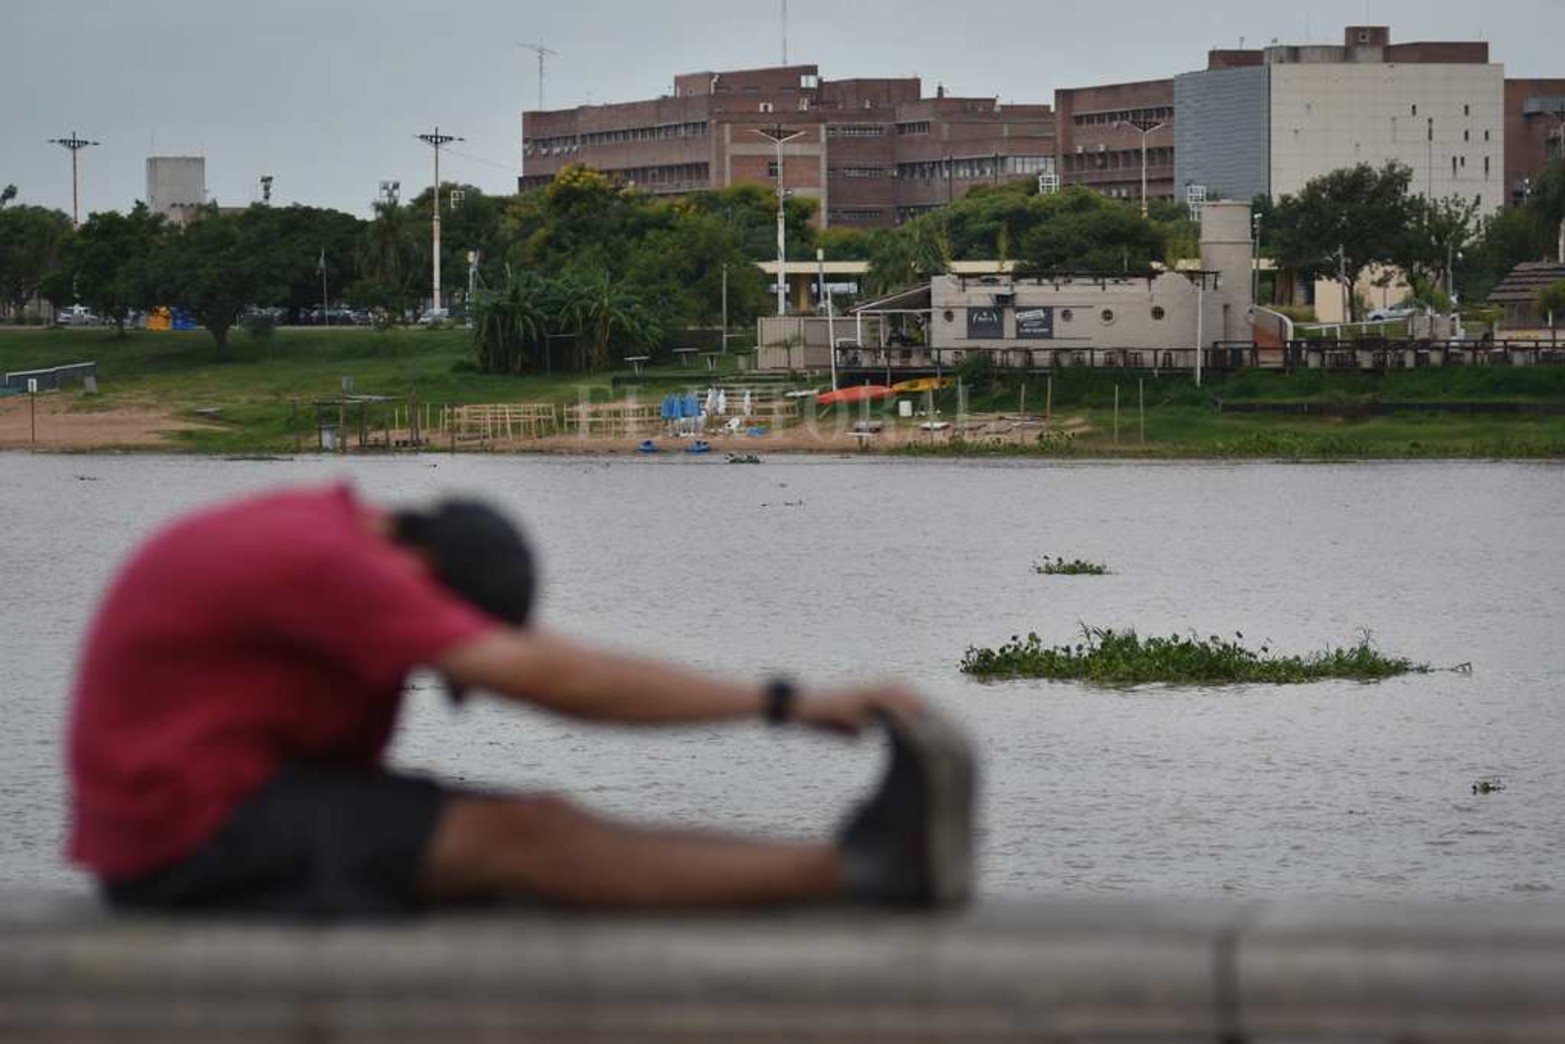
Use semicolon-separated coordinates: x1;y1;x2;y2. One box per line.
755;126;804;317
417;127;463;316
817;247;837;390
1117;118;1165;219
48;132;99;228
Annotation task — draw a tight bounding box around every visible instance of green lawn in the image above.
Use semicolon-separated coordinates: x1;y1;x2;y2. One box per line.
5;327;1563;457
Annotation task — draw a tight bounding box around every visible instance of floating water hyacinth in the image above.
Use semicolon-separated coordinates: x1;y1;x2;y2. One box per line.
960;627;1442;685
1034;556;1108;576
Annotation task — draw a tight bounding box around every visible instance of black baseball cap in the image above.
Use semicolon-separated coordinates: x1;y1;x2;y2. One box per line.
390;498;536;702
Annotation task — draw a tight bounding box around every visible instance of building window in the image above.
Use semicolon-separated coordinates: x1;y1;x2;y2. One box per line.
1412;104;1418;116
1485;156;1491;178
1151;306;1166;321
1061;308;1074;322
896;121;931;135
1464;104;1471;116
760;102;774;113
827;124;886;138
1101;309;1115;324
1464;129;1470;142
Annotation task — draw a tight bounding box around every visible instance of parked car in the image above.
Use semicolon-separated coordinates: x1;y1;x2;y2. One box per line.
1367;306;1416;322
417;308;450;326
55;305;101;326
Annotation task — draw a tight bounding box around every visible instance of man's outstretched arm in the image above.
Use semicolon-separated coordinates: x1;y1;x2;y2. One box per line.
433;629;919;733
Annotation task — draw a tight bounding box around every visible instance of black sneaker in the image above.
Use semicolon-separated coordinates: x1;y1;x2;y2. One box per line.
838;707;976;908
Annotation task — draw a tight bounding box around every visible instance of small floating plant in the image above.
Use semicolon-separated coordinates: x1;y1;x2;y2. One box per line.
727;453;762;464
1035;556;1109;576
1472;778;1506;795
960;626;1444;685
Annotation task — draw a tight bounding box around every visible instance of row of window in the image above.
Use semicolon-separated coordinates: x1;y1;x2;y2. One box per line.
1060;148;1173;173
612;163;711;189
828;208;888;222
827;124;887;138
895;156;1056;181
524;121;710;157
1072;106;1174;128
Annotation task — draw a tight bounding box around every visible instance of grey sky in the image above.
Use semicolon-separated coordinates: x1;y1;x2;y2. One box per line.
7;0;1561;219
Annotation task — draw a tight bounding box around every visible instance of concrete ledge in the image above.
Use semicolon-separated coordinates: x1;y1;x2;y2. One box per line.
3;896;1565;1041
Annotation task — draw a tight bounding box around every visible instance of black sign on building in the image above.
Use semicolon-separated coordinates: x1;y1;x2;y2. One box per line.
967;307;1005;339
1015;307;1054;339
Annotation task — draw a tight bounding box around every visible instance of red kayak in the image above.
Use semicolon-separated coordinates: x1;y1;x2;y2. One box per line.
816;385;894;407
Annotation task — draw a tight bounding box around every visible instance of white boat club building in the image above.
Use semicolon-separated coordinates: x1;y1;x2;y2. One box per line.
757;201;1277;375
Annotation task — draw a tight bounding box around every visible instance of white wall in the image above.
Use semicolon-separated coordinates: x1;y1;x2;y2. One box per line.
1269;63;1505;212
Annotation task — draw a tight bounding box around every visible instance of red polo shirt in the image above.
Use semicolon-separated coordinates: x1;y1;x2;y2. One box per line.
67;484;495;879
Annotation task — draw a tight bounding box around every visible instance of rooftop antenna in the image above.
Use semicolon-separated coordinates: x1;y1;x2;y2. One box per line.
781;0;788;65
520;42;561;109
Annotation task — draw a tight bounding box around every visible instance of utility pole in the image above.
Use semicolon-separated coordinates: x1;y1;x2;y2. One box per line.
754;125;805;317
1251;211;1262;307
519;42;561;109
417;128;463;316
1117;117;1165;219
48;132;99;227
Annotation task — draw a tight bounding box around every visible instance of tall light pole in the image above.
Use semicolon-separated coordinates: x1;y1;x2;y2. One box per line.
1116;118;1165;219
754;125;804;316
49;132;99;227
417;127;462;315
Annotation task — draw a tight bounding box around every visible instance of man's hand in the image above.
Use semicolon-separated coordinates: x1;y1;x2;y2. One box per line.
792;684;926;736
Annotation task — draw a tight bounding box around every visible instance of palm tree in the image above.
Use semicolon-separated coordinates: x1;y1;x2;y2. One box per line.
472;266;555;373
356;200;420;321
556;268;653;372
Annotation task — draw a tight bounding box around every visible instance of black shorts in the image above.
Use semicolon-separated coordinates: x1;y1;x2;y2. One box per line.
103;764;451;920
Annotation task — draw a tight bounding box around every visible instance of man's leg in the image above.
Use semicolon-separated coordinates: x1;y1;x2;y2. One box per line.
420;794;845;907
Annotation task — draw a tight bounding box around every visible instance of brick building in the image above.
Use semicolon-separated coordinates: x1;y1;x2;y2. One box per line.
1053;80;1176;208
519;65;1054;229
1505;80;1565;206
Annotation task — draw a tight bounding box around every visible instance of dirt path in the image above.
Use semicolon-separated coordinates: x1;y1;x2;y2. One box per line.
0;395;223;450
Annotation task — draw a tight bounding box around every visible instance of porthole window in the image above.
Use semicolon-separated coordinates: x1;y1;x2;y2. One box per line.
1151;306;1166;321
1100;308;1115;324
942;309;955;322
1060;308;1074;322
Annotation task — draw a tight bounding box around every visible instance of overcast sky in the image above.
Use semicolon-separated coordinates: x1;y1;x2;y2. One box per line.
7;0;1561;219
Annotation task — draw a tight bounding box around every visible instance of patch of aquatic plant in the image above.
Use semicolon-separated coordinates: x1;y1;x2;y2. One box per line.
960;626;1438;685
726;453;762;464
1035;556;1108;576
1472;777;1506;795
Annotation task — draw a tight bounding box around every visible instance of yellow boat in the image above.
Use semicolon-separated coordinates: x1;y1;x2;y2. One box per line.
890;377;955;394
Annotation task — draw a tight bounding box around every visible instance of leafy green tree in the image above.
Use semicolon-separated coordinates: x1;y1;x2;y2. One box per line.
1268;162;1414;321
352;199;422;321
239;204;365;320
0;200;72;320
404;183;504;313
1015;187;1163;274
154;207;281;352
1536;280;1565;331
1395;193;1479;302
58;204;166;335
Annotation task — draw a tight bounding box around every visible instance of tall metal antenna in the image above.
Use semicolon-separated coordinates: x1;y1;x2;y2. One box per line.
417;127;463;316
48;131;99;227
520;42;561;109
781;0;788;65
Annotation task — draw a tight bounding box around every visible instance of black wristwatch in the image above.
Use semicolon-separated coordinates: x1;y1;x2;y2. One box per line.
764;677;797;726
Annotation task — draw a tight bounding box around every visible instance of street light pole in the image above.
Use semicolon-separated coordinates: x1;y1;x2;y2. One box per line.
754;126;805;317
417;127;463;315
48;132;99;228
1117;118;1165;219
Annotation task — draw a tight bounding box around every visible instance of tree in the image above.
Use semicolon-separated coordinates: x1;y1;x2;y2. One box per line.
0;201;72;321
1269;162;1414;322
58;204;166;335
1015;188;1163;274
240;204;365;321
471;265;552;374
1395;193;1479;303
1536;280;1565;333
155;207;279;352
352;199;421;321
556;268;656;372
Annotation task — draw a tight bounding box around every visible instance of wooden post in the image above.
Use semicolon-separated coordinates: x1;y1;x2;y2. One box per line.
1045;376;1053;428
338;403;347;454
1113;384;1120;445
291;401;301;454
1139;378;1146;446
1019;383;1026;418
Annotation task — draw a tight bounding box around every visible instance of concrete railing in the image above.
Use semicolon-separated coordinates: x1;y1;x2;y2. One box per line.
4;895;1565;1041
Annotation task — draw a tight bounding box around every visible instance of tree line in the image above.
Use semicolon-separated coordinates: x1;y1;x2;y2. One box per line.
3;157;1563;369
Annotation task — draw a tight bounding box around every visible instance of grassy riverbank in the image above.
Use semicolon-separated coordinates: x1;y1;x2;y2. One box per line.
4;326;1565;457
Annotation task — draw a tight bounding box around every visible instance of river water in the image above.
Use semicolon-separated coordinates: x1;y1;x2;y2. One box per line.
3;453;1563;902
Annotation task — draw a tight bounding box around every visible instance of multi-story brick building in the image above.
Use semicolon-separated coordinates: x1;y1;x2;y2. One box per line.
1053;80;1176;208
1505;79;1565;206
519;65;1055;229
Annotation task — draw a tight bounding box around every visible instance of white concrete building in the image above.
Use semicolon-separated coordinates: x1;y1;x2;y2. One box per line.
1176;26;1505;213
146;156;206;225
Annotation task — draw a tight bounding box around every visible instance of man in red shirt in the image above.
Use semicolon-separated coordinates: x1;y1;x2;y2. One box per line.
69;484;973;916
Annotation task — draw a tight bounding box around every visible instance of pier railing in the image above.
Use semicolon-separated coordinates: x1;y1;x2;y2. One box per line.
4;895;1565;1041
